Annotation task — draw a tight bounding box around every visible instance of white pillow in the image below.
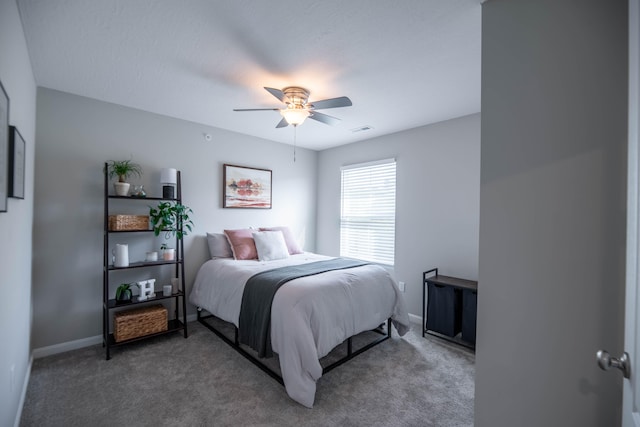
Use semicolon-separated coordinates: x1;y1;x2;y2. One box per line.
259;226;303;254
252;231;290;261
206;232;233;259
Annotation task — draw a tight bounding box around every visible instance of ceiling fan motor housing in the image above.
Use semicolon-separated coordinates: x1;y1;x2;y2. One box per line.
282;86;310;107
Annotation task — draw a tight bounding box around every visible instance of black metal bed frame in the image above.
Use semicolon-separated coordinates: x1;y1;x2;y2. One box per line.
197;308;392;385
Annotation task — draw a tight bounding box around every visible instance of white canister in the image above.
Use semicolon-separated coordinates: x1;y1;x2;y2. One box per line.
162;248;175;261
171;277;180;293
163;285;172;296
112;244;129;267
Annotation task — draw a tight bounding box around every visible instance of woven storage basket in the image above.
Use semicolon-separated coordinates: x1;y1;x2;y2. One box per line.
108;214;149;231
114;304;167;342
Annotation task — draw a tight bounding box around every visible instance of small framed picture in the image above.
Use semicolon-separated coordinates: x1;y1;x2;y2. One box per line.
223;164;272;209
9;126;25;199
0;81;9;211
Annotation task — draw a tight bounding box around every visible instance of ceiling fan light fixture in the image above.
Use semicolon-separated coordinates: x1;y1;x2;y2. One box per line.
234;86;351;129
280;107;310;126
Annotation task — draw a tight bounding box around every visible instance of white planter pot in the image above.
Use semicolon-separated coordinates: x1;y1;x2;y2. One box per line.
114;182;130;196
162;248;175;261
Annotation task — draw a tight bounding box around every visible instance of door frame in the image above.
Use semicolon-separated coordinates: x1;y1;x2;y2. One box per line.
623;0;640;425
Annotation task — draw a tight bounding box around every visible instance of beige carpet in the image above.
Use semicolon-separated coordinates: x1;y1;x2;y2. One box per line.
20;321;474;427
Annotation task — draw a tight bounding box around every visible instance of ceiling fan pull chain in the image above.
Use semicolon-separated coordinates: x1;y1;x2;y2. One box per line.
293;124;297;162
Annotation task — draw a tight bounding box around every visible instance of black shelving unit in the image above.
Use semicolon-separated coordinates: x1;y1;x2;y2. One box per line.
102;164;188;359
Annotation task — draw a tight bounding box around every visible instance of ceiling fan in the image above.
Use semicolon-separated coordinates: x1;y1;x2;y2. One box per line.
233;86;352;128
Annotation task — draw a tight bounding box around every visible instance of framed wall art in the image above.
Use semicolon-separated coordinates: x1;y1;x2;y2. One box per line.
9;126;25;199
0;81;9;212
223;164;272;209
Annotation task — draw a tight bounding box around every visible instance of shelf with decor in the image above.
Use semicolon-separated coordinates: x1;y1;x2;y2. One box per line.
106;291;185;309
102;162;189;360
108;195;177;201
107;319;185;347
106;259;183;271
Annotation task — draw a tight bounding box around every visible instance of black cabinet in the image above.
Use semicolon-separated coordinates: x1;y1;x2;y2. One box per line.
461;288;477;345
102;163;188;359
423;268;477;349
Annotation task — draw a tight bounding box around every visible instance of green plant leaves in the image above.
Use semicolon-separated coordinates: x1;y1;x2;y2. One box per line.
105;159;143;182
115;283;131;300
149;201;194;240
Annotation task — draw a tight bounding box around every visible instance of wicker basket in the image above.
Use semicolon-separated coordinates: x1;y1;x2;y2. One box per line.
108;214;149;231
114;305;167;342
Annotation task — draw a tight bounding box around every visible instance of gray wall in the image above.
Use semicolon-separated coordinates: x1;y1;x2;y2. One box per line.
32;88;318;349
0;0;37;425
316;114;480;318
476;0;627;425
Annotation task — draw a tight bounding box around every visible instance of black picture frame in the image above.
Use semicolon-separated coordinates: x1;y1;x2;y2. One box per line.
0;81;9;212
9;126;25;199
223;164;272;209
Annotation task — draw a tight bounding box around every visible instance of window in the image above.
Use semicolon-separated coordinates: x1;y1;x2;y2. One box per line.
340;158;396;265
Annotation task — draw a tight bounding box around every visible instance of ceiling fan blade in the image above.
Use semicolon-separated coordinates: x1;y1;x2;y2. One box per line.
233;108;280;111
276;117;289;128
309;96;352;110
264;87;286;103
309;111;341;126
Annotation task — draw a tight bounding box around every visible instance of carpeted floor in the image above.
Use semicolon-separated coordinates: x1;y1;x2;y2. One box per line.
20;321;474;427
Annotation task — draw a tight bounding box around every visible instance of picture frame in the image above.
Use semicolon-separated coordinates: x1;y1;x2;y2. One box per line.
9;126;25;199
223;164;272;209
0;81;9;212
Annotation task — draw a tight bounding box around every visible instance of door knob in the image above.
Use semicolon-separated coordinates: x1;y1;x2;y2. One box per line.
596;350;631;379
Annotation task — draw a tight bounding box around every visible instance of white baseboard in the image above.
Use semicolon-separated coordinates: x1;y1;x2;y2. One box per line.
33;315;199;359
32;335;102;359
408;313;422;325
13;355;33;427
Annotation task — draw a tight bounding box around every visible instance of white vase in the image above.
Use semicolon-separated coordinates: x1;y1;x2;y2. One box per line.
112;244;129;267
114;182;130;196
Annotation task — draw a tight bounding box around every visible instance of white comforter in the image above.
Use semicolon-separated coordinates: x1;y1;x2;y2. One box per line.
189;253;410;408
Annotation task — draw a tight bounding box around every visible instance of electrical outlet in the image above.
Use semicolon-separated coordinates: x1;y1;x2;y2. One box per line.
9;364;15;392
398;281;405;292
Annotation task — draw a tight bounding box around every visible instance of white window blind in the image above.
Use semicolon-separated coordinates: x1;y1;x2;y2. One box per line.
340;159;396;265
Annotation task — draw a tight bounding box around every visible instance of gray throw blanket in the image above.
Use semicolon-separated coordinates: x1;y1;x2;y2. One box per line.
238;258;369;358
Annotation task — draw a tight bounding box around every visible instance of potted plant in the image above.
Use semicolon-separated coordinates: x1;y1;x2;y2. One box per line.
160;243;175;261
149;201;194;240
105;159;143;196
115;282;137;303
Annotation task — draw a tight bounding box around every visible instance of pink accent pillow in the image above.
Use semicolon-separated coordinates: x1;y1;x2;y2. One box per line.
223;229;258;260
259;226;303;255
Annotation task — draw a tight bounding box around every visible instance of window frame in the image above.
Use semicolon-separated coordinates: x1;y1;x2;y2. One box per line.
340;158;396;266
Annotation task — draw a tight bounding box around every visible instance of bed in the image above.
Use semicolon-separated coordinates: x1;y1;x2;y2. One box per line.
189;230;410;407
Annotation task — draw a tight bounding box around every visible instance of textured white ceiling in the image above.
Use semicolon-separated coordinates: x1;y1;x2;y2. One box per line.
17;0;481;150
